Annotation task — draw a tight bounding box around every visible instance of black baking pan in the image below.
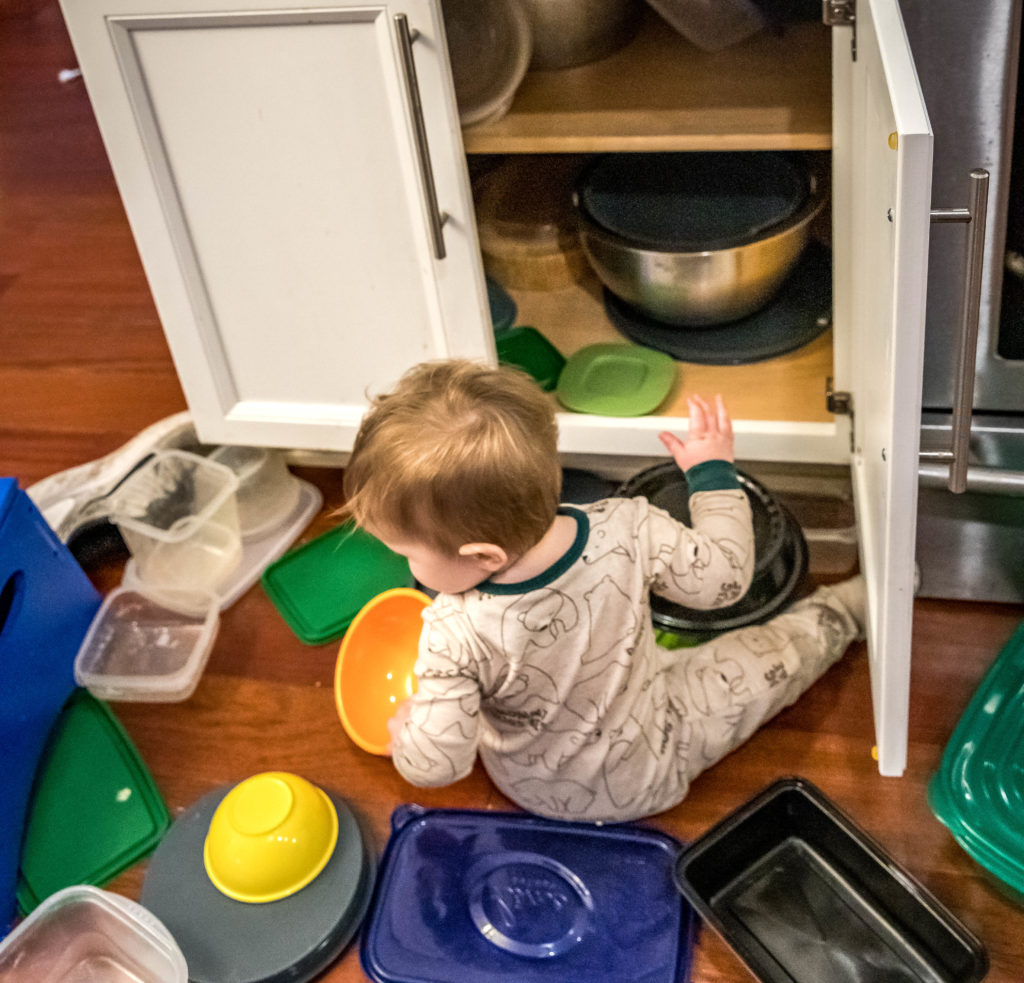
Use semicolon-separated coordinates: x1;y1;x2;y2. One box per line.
673;777;989;983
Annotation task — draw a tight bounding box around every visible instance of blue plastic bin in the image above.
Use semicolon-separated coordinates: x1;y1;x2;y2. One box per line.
0;478;101;935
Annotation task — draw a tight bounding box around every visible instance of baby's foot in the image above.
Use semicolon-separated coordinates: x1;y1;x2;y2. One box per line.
829;574;867;641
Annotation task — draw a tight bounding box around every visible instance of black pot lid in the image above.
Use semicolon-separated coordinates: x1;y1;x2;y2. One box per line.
140;786;374;983
604;241;832;366
359;805;697;983
577;152;809;251
617;464;808;636
618;464;788;577
650;508;808;637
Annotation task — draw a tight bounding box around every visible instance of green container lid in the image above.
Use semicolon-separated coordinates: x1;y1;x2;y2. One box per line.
495;326;566;391
556;343;676;417
928;618;1024;904
261;522;413;645
17;689;170;914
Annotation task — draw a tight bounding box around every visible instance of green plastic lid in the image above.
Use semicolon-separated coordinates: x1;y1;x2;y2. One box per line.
495;326;566;391
17;689;170;914
556;343;676;417
261;522;413;645
928;618;1024;903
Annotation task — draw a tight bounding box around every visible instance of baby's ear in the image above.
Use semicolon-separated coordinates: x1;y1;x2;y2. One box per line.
458;542;508;572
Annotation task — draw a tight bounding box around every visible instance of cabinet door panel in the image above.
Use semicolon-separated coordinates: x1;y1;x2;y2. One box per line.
832;0;933;776
61;0;491;449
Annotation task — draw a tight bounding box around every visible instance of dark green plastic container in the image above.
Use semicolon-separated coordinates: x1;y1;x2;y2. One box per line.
929;618;1024;906
495;326;566;392
262;523;413;645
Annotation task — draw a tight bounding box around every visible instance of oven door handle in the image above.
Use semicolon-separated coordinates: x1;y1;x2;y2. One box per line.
918;461;1024;495
919;168;990;493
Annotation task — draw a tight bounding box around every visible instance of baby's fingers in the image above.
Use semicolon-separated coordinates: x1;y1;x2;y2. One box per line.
658;430;686;457
687;395;710;437
714;394;732;435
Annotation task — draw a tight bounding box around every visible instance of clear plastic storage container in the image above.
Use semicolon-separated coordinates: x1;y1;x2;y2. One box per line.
0;885;187;982
112;450;241;601
74;587;219;702
209;445;302;540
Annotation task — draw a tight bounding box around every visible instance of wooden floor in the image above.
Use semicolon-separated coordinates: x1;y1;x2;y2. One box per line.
3;5;1024;981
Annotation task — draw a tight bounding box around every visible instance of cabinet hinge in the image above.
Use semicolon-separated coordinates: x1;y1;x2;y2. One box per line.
826;381;855;453
822;0;856;61
826;382;852;416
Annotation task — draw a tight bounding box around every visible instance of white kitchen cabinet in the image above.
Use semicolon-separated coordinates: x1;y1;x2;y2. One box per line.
58;0;494;451
59;0;932;776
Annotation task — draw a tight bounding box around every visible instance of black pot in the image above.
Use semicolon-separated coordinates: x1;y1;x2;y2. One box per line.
616;463;808;640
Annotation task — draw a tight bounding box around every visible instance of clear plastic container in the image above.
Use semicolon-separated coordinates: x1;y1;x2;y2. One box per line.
209;445;302;540
0;885;188;982
74;587;219;702
112;450;241;599
474;156;589;291
442;0;532;127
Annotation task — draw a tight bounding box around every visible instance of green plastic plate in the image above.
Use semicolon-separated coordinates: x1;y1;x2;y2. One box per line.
17;689;170;914
261;522;413;645
556;343;676;417
928;618;1024;903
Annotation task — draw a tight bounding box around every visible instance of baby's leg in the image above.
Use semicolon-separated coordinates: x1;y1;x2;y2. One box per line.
670;575;865;779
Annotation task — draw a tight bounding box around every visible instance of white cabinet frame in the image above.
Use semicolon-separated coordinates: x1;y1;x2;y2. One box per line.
60;0;933;776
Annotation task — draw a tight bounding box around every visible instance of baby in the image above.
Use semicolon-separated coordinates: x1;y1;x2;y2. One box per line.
342;359;864;823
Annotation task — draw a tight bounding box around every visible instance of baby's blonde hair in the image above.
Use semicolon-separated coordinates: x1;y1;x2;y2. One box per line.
342;359;561;557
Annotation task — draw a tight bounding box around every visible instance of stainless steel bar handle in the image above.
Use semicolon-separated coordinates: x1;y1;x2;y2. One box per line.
919;462;1024;495
394;14;447;260
923;169;989;493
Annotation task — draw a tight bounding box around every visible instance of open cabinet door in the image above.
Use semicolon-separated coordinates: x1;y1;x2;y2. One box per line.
831;0;933;775
59;0;491;451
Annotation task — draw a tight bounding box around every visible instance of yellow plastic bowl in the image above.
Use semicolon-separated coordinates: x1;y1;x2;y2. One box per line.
203;771;339;903
334;588;430;755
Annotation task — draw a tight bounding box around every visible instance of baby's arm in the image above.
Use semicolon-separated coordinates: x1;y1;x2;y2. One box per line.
389;608;480;788
647;394;755;609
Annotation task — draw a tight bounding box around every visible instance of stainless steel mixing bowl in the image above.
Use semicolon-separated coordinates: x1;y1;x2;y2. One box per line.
575;159;826;327
522;0;643;70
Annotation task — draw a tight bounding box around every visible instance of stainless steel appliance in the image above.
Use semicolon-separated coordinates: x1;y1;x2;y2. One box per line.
900;0;1024;601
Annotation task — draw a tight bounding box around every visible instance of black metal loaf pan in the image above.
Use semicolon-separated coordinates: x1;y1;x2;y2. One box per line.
673;777;988;983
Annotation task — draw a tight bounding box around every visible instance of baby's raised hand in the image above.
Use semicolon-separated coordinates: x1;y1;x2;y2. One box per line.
658;394;735;472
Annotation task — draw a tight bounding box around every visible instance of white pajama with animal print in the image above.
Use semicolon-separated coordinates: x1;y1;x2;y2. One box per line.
390;495;862;823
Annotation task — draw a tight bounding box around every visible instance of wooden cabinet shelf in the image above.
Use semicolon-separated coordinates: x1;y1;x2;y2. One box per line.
507;271;835;424
461;12;832;154
464;12;835;426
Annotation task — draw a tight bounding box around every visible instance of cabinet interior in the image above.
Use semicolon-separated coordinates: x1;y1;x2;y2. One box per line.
463;10;834;426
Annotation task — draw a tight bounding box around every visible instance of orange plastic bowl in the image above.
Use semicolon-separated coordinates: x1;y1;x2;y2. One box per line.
333;588;430;755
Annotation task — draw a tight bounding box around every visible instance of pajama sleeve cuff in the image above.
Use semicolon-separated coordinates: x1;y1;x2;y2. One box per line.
685;459;741;493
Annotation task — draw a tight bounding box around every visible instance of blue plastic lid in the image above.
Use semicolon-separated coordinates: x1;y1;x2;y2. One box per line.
361;806;696;983
0;478;16;524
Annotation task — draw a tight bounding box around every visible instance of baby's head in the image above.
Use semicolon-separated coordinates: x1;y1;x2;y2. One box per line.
343;359;561;589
